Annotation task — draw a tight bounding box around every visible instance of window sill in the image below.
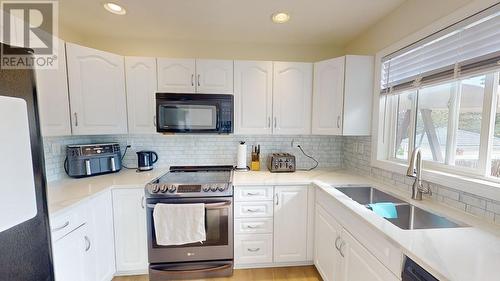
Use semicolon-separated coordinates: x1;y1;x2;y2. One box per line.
371;159;500;202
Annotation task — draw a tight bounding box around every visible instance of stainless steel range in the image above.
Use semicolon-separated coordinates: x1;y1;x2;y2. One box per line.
145;165;234;280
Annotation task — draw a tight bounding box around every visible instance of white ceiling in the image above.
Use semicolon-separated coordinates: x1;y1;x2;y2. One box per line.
59;0;405;46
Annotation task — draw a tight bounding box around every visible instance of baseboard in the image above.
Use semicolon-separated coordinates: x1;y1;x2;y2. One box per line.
114;269;149;276
234;260;314;269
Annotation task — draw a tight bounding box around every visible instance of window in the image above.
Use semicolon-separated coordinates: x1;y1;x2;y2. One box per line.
380;4;500;180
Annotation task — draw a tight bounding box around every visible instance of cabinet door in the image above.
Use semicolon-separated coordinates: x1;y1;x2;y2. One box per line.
112;188;148;274
312;57;345;135
314;205;343;281
52;224;88;281
36;39;71;136
86;191;116;281
157;58;196;93
340;230;399;281
273;186;308;262
66;43;128;135
196;59;233;94
272;62;312;135
233;61;273;135
125;57;157;134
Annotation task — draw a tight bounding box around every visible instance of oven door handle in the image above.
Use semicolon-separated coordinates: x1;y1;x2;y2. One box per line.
150;263;232;274
147;201;231;210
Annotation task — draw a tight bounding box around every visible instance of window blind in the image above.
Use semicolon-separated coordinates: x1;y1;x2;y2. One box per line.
381;3;500;94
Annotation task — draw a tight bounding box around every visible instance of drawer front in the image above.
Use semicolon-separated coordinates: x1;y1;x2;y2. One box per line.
234;218;273;234
49;204;86;241
235;234;273;264
234;201;274;218
235;186;273;202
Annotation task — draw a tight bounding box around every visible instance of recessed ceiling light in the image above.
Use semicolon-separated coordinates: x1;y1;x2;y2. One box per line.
271;12;290;24
103;2;126;15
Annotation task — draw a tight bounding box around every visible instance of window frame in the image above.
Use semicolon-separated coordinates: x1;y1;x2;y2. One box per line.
371;0;500;202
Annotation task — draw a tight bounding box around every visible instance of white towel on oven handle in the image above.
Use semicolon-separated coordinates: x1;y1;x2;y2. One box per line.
153;203;206;246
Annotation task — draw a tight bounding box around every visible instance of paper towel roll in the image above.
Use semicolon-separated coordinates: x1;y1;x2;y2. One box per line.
236;141;247;169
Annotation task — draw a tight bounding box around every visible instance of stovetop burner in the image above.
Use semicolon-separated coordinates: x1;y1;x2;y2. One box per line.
145;165;234;198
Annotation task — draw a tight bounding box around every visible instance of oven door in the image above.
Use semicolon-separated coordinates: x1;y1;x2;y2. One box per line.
146;197;233;263
156;100;220;133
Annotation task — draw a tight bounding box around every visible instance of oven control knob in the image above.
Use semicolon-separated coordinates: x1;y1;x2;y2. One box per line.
217;185;227;192
151;184;160;193
168;185;177;193
160;184;168;193
203;185;210;192
210;185;218;192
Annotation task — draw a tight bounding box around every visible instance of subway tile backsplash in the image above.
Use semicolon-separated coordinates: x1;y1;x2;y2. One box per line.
42;133;500;224
343;136;500;225
42;134;343;182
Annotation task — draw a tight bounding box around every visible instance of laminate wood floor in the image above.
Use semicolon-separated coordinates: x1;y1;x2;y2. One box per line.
112;266;322;281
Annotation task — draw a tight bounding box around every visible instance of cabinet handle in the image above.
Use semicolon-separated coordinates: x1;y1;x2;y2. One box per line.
268;117;271;128
246;208;260;213
84;236;91;252
141;196;145;209
153;115;157;127
274;117;277;128
191;74;194;86
247;248;260;252
246;224;260;229
337;116;341;128
74;112;78;127
334;236;341;250
245;192;260;196
339;241;345;258
51;221;69;232
275;193;279;205
197;74;201;86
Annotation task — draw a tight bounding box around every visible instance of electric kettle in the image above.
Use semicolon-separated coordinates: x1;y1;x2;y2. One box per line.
136;150;158;171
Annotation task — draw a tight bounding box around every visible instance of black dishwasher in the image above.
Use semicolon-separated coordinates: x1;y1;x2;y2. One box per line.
402;258;439;281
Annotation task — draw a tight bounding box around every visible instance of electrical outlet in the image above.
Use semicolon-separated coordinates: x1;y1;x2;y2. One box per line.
291;139;302;148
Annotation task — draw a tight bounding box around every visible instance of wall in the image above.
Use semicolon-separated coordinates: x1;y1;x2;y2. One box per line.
58;27;343;62
43;134;343;182
343;0;475;55
343;136;500;225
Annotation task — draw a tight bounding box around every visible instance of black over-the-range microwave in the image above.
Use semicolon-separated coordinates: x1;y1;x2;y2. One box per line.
155;93;234;134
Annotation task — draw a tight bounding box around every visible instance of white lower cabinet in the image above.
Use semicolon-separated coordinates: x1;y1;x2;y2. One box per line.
112;188;148;275
86;191;116;281
52;223;89;281
273;186;308;263
340;230;399;281
314;205;343;281
234;185;312;268
314;199;401;281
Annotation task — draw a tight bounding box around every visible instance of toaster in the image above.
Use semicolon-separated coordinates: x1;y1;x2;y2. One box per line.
65;143;122;177
267;153;296;173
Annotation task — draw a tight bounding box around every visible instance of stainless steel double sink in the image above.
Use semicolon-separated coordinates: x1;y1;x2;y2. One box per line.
334;185;468;230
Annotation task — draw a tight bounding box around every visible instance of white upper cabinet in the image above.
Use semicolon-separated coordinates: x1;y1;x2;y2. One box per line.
312;57;345;135
273;186;308;263
196;59;234;94
125;57;157;134
312;55;374;136
36;39;72;136
66;42;128;135
273;62;313;135
157;58;196;93
234;61;273;134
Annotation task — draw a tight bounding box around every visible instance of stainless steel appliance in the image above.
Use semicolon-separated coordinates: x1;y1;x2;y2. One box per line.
0;43;55;281
137;150;159;171
402;257;438;281
267;153;296;172
156;93;233;134
64;143;122;177
145;165;234;280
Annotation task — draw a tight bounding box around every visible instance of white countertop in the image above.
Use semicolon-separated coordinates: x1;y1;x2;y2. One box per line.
47;168;500;281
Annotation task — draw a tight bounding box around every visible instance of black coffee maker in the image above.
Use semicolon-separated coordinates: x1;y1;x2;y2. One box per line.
136;150;158;171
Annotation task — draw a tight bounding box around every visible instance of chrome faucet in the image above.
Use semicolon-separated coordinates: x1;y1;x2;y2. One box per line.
406;147;431;200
